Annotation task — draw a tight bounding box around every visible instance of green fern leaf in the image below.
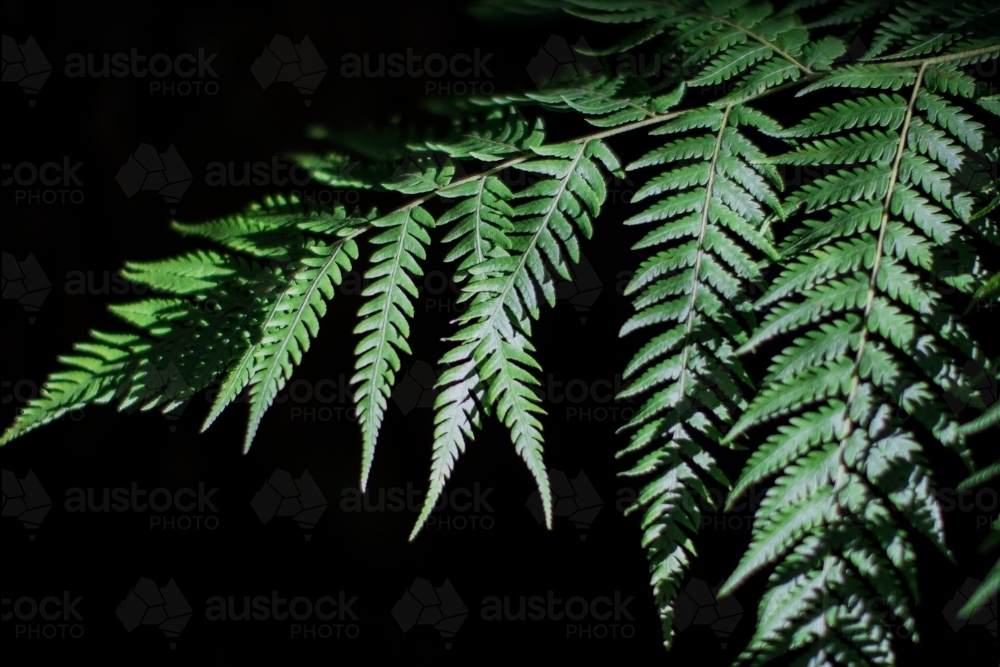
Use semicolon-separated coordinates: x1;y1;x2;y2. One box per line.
618;101;782;649
352;205;435;490
723;49;997;665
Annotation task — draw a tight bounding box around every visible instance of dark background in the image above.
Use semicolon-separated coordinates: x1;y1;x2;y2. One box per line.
2;1;997;664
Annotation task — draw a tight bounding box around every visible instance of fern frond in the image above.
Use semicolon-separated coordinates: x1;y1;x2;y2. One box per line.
7;5;1000;663
862;0;999;61
410;138;622;540
618;102;782;649
777;94;908;138
242;238;359;452
797;64;917;95
557;0;839;104
352;203;437;490
722;51;998;665
4;197;364;449
1;331;146;445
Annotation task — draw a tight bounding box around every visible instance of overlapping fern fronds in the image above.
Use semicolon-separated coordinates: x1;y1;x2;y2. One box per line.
2;197;365;447
3;1;999;663
410;134;625;538
719;34;999;667
561;0;851;102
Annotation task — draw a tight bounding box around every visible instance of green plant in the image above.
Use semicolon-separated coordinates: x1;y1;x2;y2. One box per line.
4;1;998;664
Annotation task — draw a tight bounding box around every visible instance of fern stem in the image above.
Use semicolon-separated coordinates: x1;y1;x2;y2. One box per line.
817;62;931;583
831;63;928;510
677;105;733;402
472;177;488;265
879;43;1000;68
849;63;928;411
865;63;927;328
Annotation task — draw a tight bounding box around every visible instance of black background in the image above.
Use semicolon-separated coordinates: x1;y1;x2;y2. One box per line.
2;1;997;664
